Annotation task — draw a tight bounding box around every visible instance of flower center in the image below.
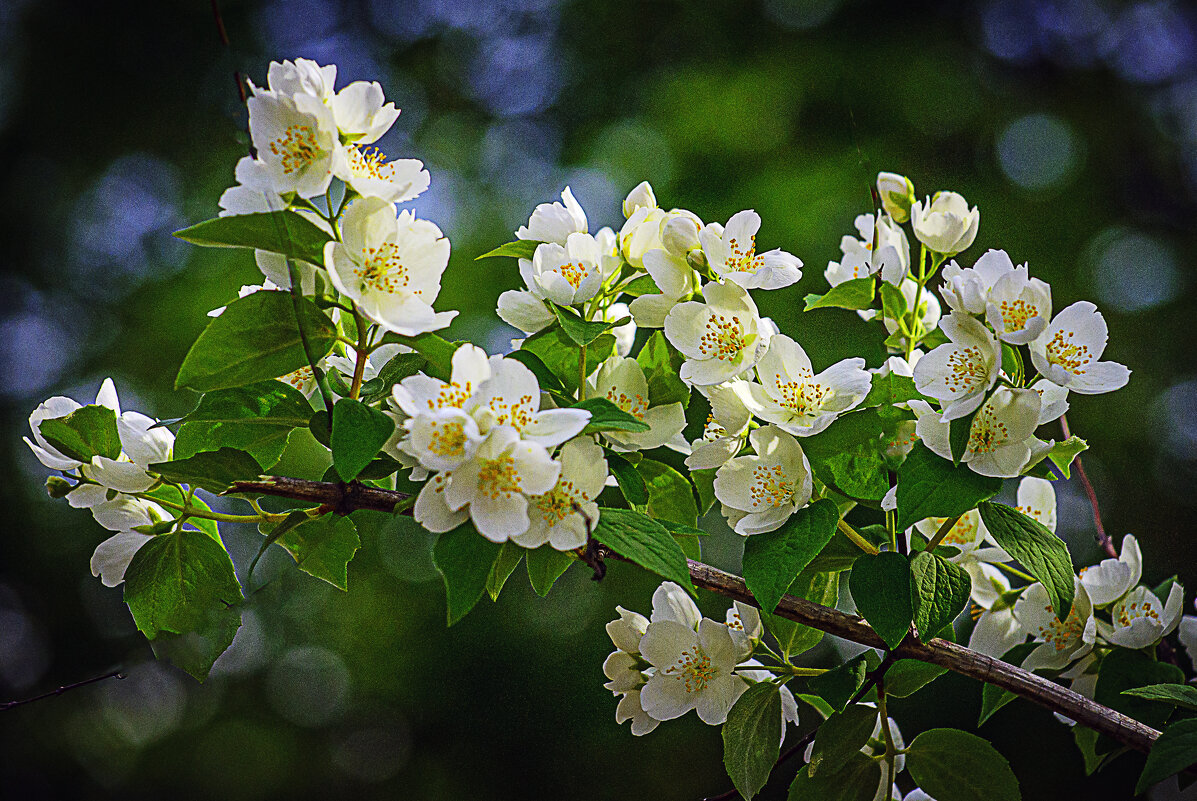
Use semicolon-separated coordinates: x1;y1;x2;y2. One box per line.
703;414;727;441
1046;330;1092;375
1034;603;1085;651
998;298;1035;332
930;514;978;546
698;313;747;361
605;388;647;420
749;464;793;509
428;380;473;411
967;405;1010;455
944;346;987;395
1116;598;1161;628
773;374;831;419
555;260;590;290
282;365;314;391
477;453;522;498
428;419;467;458
485;394;536;430
347;145;395;181
269;124;320;175
725;235;764;273
356;242;414;295
665;647;718;694
532;480;580;525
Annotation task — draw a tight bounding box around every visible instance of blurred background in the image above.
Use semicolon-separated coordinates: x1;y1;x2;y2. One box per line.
2;0;1196;798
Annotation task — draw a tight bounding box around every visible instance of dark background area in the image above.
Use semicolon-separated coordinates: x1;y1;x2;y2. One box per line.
1;0;1196;798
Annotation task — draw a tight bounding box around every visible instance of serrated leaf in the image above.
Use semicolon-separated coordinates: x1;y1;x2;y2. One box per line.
330;399;396;481
606;450;648;505
175;291;336;392
895;444;1002;532
475;239;542;260
150;447;263;493
1137;719;1197;794
978;502;1074;622
591;508;696;595
174;210;331;265
1123;684;1197;711
808;705;878;777
433;524;503;625
526;545;575;596
848;551;913;650
722;682;783;801
486;542;525;601
636;330;690;407
910;550;971;640
803;277;875;311
742;499;839;613
802;410;890;501
574;397;651;434
906;728;1021;801
1025;436;1088;479
38;404;122;462
174;380;312;468
636;458;699;526
787;752;881;801
277;514;360;590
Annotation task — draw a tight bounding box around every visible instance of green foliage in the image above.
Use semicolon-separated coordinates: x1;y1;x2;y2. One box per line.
803;277;874;311
474;239;542;260
574;397;651;434
978;502;1075;622
808;652;877;712
173;211;331;265
802;411;890;501
433;524;503;625
787;752;881;801
636;330;690;407
506;349;569;399
591;508;696;595
879;282;907;320
635;458;699;526
807;704;878;778
761;570;838;659
150;447;263;493
330;399;396;481
1025;436;1089;479
910;550;970;640
861;372;926;409
175;291;336;392
276;514;360;590
848;551;912;649
722;682;783;801
1123;684;1197;711
1094;650;1185;753
486;542;525;601
948;413;972;465
525;545;575;596
978;643;1037;725
742;499;839;613
359;353;428;403
605;450;648;505
553;305;629;346
895;444;1002;532
38;404;121;462
382;332;458;381
174;380;312;467
905;728;1021;801
521;326;615;394
884;659;948;698
1136;719;1197;794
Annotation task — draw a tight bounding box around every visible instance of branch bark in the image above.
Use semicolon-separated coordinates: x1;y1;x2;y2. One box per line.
230;476;1160;754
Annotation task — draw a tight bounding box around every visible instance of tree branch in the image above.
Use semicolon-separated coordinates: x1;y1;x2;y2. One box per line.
231;475;1160;754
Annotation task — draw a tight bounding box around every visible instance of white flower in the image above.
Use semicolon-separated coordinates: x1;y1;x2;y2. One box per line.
700;210;802;290
258;58;337;102
622;181;657;218
247;89;339;199
724;601;763;661
876;172;915;223
335;145;430;204
639;617;748;725
442;425;561;542
402;408;486;472
514;437;607;551
603;650;647;693
714;425;813;535
91;531;155;588
589;356;687;452
413;471;468;533
218;156;285;216
966;564;1026;658
517;186;587;246
393;343;492;423
664;281;769;386
603;302;637;357
1028;301;1130;394
1098;583;1184;649
985;263;1052;344
1013;580;1096;671
1179;609;1197;661
519;233;605;306
325;197;455;336
1014;476;1057;532
1030;378;1070;424
466;356;591;446
686;381;752;470
912;388;1042;477
662;214;702;257
915;509;1007;566
937;249;1017;315
742;334;871;437
911;191;979;256
25;378;118;471
650;580;702;629
1079;535;1142;608
826;213;909;287
615;689;660;736
913;312;1001;421
496;289;555;334
330;80;399;144
628;247;698;328
607;605;650;655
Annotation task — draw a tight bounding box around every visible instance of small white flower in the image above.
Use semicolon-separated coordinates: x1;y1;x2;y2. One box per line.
985;263;1052;344
724;601;763;661
24;378;122;471
650;580;703;629
1079;535;1142;608
218;156;286;216
966;564;1026;658
622;181;657;218
1014;476;1057;532
911;387;1042;478
911;191;979;256
413;471;469;533
1098;583;1184;650
639;617;748;725
1030;378;1070;424
496;289;555;334
607;605;650;655
628;247;698;328
1028;301;1130;394
915;509;1007;566
937;249;1016;315
335;145;430;204
520;233;605;306
517;186;587;246
913;312;1001;421
742;334;872;437
1013;579;1096;671
826;212;910;287
466;356;591;446
91;531;155;588
325;197;455;336
876;172;915;223
589;356;687;452
686;381;753;470
330;80;399;144
714;425;813;535
664;281;770;386
393;343;492;418
402;408;486;472
258;58;337;102
514;437;607;551
247;89;340;199
615;689;660;736
700;210;802;290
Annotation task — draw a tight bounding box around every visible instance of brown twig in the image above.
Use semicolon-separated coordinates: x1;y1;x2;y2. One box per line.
227;477;411;514
1;669;124;712
1060;415;1116;558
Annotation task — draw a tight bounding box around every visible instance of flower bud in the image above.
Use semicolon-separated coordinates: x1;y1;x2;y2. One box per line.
911;191;979;256
876;171;915;223
45;476;73;499
660;213;701;257
622;181;657;219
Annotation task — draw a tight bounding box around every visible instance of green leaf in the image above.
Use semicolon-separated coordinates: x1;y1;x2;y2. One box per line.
978;643;1037;725
525;545;575;596
174;210;331;265
762;570;838;659
806;524;888;573
606;450;648;505
620;274;661;297
1123;684;1197;711
381;332;457;381
722;682;783;801
787;752;881;801
143;485;221;542
1094;649;1185;753
636;330;690;407
948;413;972;465
906;728;1021;801
175;291;336;392
802;411;890;501
521;327;615;394
742;499;839;613
636;458;699;526
174;380;312;468
432;524;503;625
910;550;971;640
38;404;121;462
360;353;429;403
276;514;360;590
574;397;651;434
475;239;542;261
1137;719;1197;794
895;444;1002;532
803;277;875;311
146;602;242;682
486;542;525;602
506;349;569;399
1025;436;1088;479
330;399;396;481
150;447;263;493
807;653;878;712
978;502;1074;622
861;372;926;409
693;468;717;516
885;659;948;698
848;551;913;649
879;282;908;320
591;508;696;596
552;305;628;347
808;705;879;777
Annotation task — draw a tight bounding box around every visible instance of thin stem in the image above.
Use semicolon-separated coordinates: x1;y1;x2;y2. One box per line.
577;343;587;401
877;682;897;790
2;669;124;712
924;513;962;553
140;494;285;524
838;519;880;555
349;308;370;400
1060;415;1115;558
994;560;1037;584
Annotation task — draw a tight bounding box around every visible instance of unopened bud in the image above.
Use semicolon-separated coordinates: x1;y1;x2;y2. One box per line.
45;476;73;499
622;181;657;219
877;171;915;223
661;213;701;257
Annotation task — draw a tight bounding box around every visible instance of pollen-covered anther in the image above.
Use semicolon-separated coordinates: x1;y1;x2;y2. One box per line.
356;242;410;294
270;124;319;174
748;464;794;508
698;314;747;361
1046;330;1092;375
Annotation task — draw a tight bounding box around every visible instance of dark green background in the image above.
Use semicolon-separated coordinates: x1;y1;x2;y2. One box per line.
2;0;1195;798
